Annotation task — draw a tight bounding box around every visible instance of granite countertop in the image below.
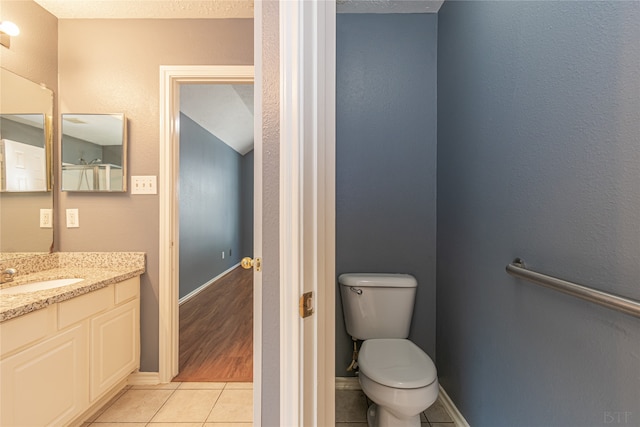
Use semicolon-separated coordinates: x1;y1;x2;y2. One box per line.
0;252;145;323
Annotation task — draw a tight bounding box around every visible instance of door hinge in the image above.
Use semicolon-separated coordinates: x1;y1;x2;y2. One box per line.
300;291;314;318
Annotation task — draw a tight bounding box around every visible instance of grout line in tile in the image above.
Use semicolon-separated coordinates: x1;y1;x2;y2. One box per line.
204;386;225;421
88;385;130;423
146;386;180;423
177;381;227;390
144;423;205;426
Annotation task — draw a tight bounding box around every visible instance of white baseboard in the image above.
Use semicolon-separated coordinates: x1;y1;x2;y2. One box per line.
439;385;470;427
179;262;241;305
335;376;361;390
128;371;161;386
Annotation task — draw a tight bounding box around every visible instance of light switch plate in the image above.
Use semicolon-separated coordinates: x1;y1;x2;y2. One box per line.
66;208;79;228
40;209;53;228
131;175;157;194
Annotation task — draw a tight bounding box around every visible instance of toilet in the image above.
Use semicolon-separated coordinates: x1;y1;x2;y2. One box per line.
339;273;438;427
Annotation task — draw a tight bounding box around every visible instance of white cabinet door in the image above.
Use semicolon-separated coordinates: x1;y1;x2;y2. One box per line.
90;299;139;401
0;324;88;427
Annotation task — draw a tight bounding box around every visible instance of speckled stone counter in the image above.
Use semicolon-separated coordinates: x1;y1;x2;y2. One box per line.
0;252;145;322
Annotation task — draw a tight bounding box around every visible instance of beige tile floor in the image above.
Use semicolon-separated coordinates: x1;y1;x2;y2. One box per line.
83;382;455;427
335;389;456;427
82;382;253;426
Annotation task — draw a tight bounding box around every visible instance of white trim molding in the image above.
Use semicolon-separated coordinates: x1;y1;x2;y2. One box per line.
253;2;263;424
335;376;361;391
279;0;336;425
439;385;471;427
279;1;302;424
127;371;161;386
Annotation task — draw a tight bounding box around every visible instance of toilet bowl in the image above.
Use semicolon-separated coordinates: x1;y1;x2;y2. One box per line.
338;273;439;427
358;339;438;427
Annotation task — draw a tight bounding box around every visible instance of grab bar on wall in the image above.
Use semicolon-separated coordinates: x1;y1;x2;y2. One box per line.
506;258;640;319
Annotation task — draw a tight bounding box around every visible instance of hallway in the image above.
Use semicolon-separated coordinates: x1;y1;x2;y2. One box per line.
174;267;253;382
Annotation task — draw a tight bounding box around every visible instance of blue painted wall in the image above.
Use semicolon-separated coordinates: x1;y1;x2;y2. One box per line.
336;13;438;375
179;113;249;299
437;2;640;426
241;149;254;258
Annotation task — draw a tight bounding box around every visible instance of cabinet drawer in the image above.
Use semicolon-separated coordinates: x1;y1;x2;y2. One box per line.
115;277;139;305
58;286;113;329
0;306;55;358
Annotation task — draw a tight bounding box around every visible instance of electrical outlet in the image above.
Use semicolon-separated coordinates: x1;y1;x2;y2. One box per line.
66;208;79;228
40;209;53;228
131;175;157;194
222;251;225;259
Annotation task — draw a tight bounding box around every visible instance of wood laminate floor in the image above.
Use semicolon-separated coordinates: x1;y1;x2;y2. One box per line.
173;266;253;382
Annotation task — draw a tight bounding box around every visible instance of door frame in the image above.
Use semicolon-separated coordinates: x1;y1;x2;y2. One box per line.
158;66;257;398
279;0;336;424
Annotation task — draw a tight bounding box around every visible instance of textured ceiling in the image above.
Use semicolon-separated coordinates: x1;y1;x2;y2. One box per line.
33;0;253;19
34;0;443;19
181;84;254;155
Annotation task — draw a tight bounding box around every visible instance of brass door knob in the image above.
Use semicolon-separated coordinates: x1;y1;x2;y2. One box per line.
241;257;261;271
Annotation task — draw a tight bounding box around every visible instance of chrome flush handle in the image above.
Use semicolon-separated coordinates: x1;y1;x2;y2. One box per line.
350;287;363;295
1;268;17;283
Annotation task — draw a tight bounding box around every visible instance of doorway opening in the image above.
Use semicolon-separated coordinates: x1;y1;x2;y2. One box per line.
173;82;254;382
158;66;257;390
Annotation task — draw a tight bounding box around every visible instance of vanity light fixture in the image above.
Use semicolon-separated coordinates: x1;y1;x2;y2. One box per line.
0;21;20;48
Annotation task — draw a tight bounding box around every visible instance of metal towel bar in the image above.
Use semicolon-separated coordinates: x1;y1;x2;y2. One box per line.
506;258;640;319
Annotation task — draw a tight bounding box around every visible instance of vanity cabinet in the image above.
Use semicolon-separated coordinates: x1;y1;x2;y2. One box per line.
0;323;88;426
90;298;138;400
0;276;140;426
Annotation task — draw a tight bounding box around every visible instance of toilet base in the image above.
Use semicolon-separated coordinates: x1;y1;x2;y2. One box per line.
359;371;438;427
366;403;421;427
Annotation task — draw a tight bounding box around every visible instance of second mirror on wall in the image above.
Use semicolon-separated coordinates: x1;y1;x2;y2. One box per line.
61;113;127;192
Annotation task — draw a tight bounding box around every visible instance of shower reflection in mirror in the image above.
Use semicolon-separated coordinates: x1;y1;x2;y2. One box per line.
61;113;127;192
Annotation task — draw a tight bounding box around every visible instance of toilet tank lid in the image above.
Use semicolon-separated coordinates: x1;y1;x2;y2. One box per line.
338;273;417;288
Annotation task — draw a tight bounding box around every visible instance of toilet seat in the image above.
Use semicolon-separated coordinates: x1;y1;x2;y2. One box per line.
358;339;436;389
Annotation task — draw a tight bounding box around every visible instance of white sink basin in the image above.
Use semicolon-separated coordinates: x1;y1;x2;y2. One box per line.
0;278;84;295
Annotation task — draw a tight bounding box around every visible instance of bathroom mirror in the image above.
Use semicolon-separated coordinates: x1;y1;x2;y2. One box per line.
0;68;54;257
61;114;127;192
0;114;48;192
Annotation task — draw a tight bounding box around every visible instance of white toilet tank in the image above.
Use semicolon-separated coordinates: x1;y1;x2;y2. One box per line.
339;273;417;340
